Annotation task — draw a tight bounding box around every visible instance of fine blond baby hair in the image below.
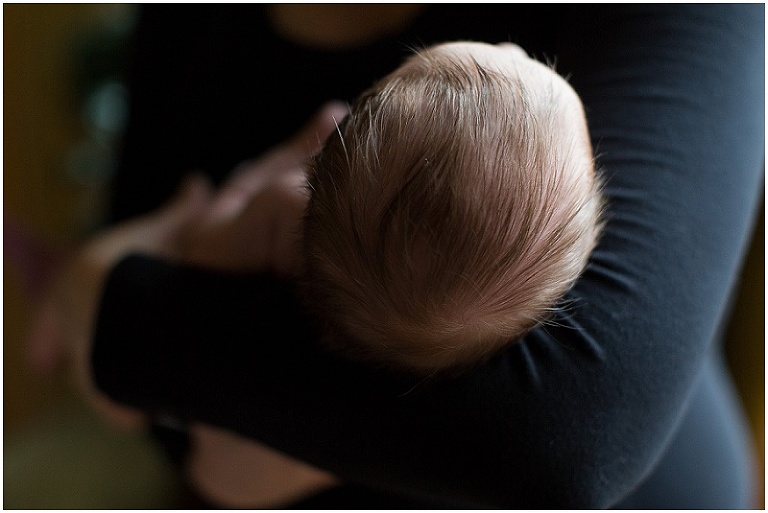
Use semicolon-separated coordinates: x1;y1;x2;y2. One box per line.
303;43;603;375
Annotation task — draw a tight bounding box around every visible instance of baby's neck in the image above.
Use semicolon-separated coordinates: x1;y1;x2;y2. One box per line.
267;5;424;50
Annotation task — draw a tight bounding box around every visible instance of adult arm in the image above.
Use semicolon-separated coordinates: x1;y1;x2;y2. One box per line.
92;5;764;508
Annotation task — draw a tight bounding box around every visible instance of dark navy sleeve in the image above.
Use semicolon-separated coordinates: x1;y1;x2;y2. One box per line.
92;5;764;508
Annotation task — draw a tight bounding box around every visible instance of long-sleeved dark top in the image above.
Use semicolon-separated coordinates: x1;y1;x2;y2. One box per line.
91;5;764;508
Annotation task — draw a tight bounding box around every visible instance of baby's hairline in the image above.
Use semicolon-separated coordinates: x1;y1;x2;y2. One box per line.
405;40;581;100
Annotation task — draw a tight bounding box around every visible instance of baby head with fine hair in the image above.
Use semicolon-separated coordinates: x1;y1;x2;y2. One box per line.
303;41;603;375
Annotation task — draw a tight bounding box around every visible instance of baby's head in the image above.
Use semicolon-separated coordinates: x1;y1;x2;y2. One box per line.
303;41;602;375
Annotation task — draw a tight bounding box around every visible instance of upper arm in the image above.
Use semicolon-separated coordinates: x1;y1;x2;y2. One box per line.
92;4;764;508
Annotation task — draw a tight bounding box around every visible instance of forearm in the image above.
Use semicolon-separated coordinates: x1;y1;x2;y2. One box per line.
92;4;764;508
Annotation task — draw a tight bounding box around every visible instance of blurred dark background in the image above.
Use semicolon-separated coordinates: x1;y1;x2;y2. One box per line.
4;5;182;508
3;4;764;508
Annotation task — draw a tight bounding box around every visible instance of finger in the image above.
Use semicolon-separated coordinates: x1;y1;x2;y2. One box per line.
140;174;214;256
219;101;350;198
285;100;350;160
155;173;213;229
259;171;309;274
203;183;255;226
206;160;305;226
83;174;213;269
224;171;307;273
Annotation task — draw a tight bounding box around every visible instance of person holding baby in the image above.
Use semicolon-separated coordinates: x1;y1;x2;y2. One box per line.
32;5;763;509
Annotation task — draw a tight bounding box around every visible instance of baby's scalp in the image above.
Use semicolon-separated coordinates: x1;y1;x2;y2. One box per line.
303;41;602;374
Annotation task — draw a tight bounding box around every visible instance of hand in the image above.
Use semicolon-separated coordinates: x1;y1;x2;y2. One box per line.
181;101;349;275
27;101;348;503
26;101;349;428
27;176;212;429
180;102;348;505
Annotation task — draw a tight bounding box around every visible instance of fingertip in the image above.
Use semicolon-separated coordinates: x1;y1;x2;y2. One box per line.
321;100;350;119
301;100;350;156
318;100;350;132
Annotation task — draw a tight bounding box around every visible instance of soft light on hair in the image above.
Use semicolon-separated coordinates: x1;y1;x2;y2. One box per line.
303;47;603;375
